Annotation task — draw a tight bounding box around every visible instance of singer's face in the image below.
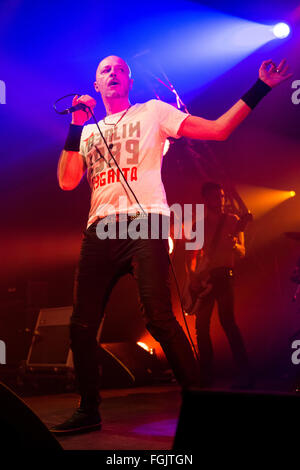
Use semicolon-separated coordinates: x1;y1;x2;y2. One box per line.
94;56;133;99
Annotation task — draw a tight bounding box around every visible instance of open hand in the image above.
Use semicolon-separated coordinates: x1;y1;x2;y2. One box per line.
259;59;293;88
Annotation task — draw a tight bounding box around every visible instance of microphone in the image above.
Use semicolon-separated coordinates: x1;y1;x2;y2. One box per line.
59;103;89;115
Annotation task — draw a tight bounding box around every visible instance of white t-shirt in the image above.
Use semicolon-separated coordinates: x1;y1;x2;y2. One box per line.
79;99;189;227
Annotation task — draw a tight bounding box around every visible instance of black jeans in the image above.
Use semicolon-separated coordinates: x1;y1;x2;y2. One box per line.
70;215;199;407
192;267;249;380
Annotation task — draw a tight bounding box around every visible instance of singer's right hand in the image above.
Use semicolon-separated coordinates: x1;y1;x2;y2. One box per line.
71;95;96;125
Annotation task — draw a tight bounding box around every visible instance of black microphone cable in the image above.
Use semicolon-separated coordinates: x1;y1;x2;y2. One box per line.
53;93;85;114
54;95;200;364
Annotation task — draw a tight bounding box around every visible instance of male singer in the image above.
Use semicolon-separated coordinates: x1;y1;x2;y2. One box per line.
51;55;291;434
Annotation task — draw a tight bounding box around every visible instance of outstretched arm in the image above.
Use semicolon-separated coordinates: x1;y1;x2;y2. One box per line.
178;100;251;141
178;59;292;141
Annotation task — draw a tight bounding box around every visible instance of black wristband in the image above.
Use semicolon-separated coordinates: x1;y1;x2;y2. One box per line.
241;78;272;109
64;124;83;151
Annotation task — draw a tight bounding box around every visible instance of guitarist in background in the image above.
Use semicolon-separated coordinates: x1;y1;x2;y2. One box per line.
184;182;253;388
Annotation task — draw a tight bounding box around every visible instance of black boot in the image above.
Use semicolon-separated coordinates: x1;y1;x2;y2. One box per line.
50;397;101;435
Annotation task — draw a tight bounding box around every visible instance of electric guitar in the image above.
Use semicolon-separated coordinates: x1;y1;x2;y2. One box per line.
182;212;252;315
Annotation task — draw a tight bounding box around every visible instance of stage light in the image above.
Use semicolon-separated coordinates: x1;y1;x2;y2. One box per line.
137;341;154;354
137;341;149;351
168;236;174;254
272;23;290;39
237;185;297;218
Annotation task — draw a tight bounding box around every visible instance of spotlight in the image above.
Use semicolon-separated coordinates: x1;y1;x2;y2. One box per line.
168;236;174;254
236;185;296;219
137;341;154;354
137;341;149;351
272;23;290;39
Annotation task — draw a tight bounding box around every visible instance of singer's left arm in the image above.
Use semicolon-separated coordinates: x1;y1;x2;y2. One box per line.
178;58;292;141
178;100;251;141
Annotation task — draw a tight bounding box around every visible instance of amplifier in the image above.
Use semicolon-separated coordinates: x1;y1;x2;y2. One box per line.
26;306;73;369
25;307;163;389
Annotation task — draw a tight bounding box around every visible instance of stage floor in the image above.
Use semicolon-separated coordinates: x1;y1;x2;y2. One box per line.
23;384;182;450
21;374;299;451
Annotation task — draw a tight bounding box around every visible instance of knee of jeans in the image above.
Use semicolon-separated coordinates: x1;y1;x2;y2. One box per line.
69;321;97;346
146;316;182;342
139;293;173;318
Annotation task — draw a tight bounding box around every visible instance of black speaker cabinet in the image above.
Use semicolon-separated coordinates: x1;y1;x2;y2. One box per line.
173;389;299;454
0;381;62;449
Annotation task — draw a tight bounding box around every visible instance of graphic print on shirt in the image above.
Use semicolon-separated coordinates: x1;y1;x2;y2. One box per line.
83;121;140;191
79;99;190;226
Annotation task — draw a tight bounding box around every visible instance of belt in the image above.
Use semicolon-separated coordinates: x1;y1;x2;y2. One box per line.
97;211;148;224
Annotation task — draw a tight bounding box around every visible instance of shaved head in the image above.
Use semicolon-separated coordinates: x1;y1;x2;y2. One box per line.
96;55;132;79
94;55;133;113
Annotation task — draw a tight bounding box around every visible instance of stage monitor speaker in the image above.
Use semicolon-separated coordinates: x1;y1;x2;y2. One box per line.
26;306;73;368
173;389;299;453
0;381;62;449
26;306;102;369
25;306;160;389
98;342;160;388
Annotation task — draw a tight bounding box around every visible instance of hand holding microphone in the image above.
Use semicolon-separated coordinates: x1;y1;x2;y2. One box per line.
71;95;97;125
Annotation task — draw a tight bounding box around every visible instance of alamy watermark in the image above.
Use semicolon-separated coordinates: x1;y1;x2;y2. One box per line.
291;340;300;365
94;198;204;250
0;80;6;104
291;80;300;105
0;340;6;364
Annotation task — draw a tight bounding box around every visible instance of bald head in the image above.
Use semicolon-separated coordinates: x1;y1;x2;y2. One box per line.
94;55;133;101
96;55;132;79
